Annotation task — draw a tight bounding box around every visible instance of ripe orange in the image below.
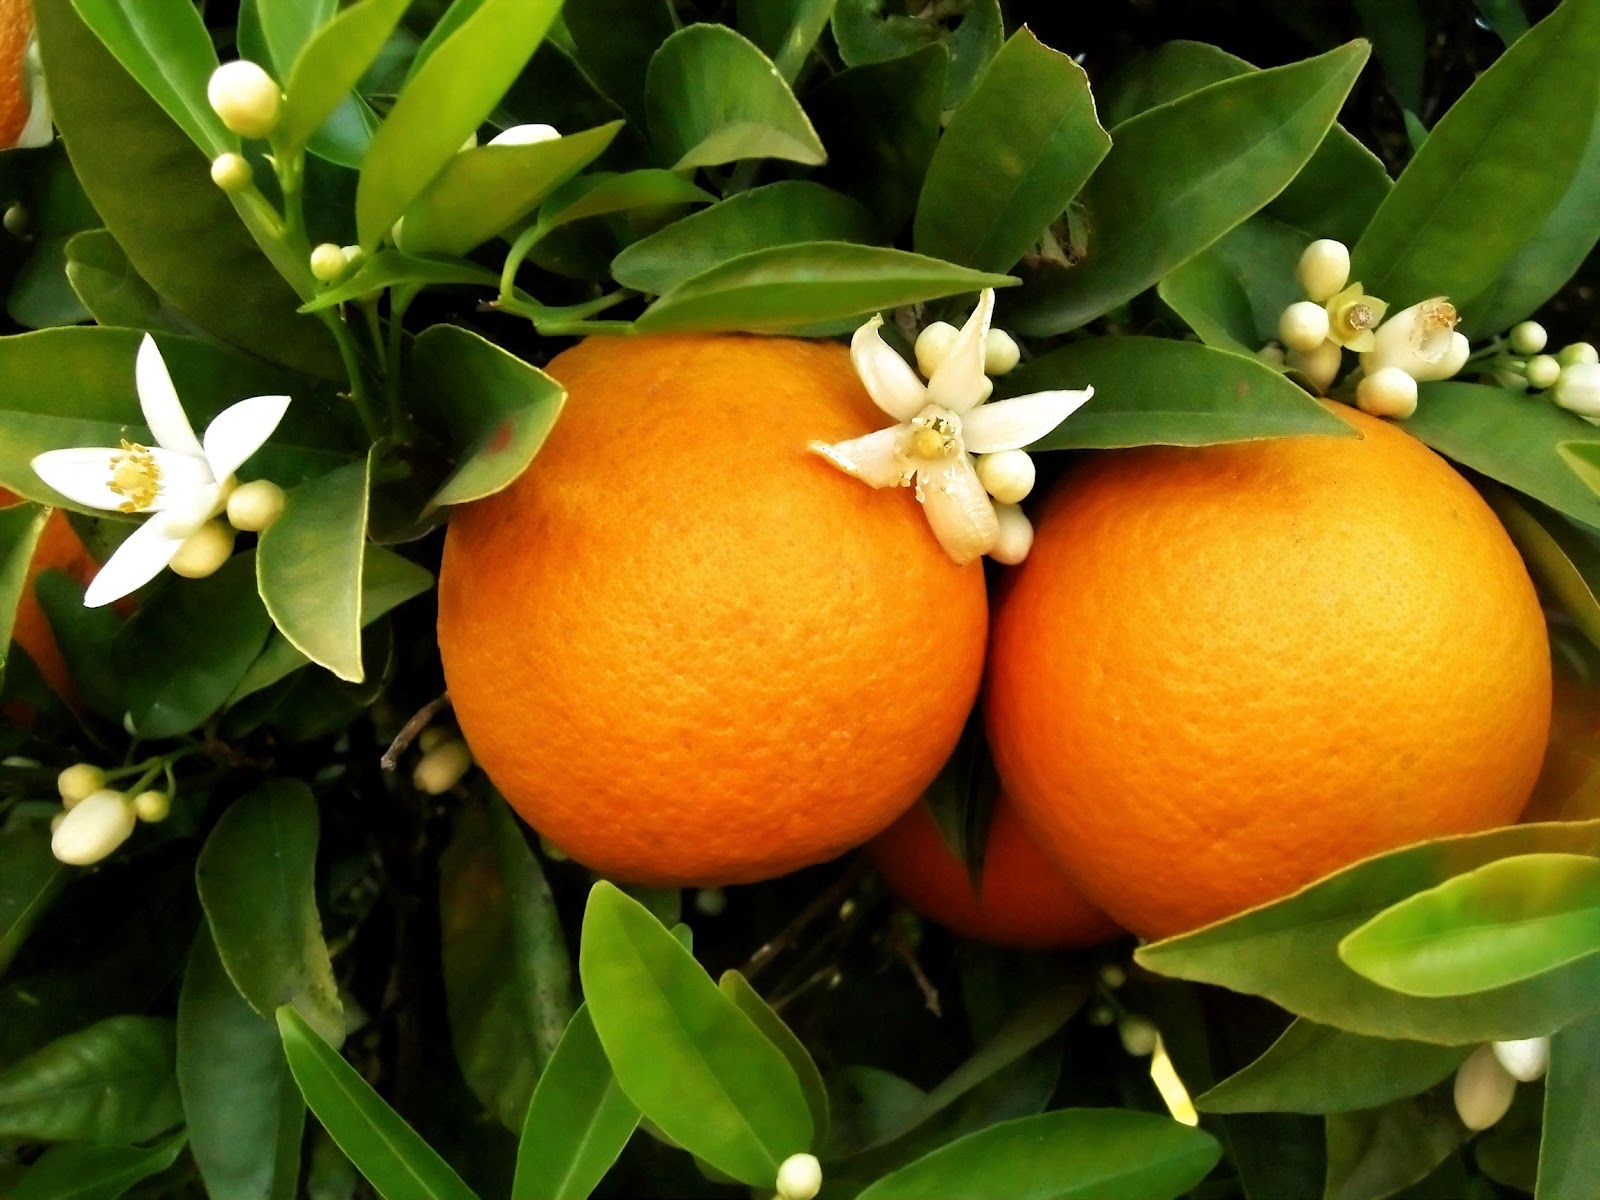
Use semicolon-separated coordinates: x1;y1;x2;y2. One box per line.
437;335;989;886
0;0;33;148
986;404;1551;940
868;794;1119;949
2;488;95;702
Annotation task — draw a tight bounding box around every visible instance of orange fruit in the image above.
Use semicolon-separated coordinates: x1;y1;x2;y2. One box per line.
986;404;1551;940
0;0;34;148
437;335;988;886
868;794;1120;949
2;488;96;703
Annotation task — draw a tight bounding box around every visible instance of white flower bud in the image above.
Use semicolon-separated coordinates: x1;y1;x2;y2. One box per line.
1553;363;1600;418
1559;342;1600;368
1494;368;1531;394
1454;1044;1517;1131
310;243;347;283
52;789;137;865
1295;239;1350;303
1525;355;1562;390
3;202;27;236
206;61;282;139
775;1153;822;1200
1255;342;1286;368
132;790;171;823
1361;298;1462;380
1492;1037;1549;1083
974;450;1035;504
488;123;561;147
983;328;1021;376
914;321;961;378
1508;321;1548;356
988;503;1034;566
226;479;287;532
170;520;235;579
1356;367;1419;419
1278;301;1331;353
418;727;453;754
58;763;107;807
413;739;473;794
694;887;727;916
1118;1014;1159;1057
341;245;364;268
210;152;252;192
1286;339;1342;394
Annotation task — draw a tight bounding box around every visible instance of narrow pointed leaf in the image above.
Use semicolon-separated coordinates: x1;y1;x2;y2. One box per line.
0;824;63;977
14;1132;187;1200
718;971;830;1146
278;0;412;159
1538;1011;1600;1199
0;503;50;687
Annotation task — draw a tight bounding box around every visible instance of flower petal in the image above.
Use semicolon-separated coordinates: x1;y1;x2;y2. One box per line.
962;387;1093;453
927;289;994;413
82;518;184;608
851;316;927;421
808;427;913;488
31;446;212;513
136;335;204;457
917;457;997;565
151;480;227;540
203;394;291;482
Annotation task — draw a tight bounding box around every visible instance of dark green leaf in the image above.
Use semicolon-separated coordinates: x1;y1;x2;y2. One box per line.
33;571;125;721
1487;491;1600;652
1354;0;1425;114
1538;1011;1600;1199
64;230;184;332
563;0;674;124
9;237;93;330
1324;1094;1468;1200
0;824;63;978
0;502;50;688
257;0;337;76
1476;0;1530;45
534;170;714;234
831;0;1002;107
0;1016;181;1144
717;971;829;1146
279;0;412;160
13;1133;187;1200
300;252;502;313
1157;251;1259;354
196;781;343;1044
737;0;833;81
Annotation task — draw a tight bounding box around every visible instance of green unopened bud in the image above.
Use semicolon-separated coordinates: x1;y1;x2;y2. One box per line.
1118;1014;1159;1057
210;152;252;192
207;60;282;138
1492;1037;1549;1083
1087;1004;1116;1027
1559;342;1600;368
170;520;235;579
133;790;171;823
310;243;347;283
694;887;727;916
1525;354;1562;390
3;202;27;237
1098;963;1127;990
58;763;107;807
1508;321;1548;356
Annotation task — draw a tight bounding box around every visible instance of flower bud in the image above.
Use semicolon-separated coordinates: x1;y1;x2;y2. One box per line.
1525;354;1562;391
488;123;561;147
1295;239;1350;303
1356;367;1419;420
1324;284;1386;352
983;328;1021;376
51;789;136;865
1492;1037;1549;1083
694;887;727;916
207;61;282;139
3;202;27;237
418;727;453;754
1361;298;1462;380
1553;363;1600;418
58;762;107;807
1098;963;1126;989
414;739;473;794
210;152;252;192
775;1153;822;1200
1118;1014;1159;1057
975;449;1035;504
1493;368;1530;394
341;245;364;268
914;321;961;378
1508;321;1548;356
1454;1044;1516;1131
1278;301;1331;353
1559;342;1600;368
310;243;347;283
1286;339;1342;394
1255;342;1286;368
988;503;1034;566
133;790;171;823
226;479;286;533
1087;1004;1116;1027
170;520;235;579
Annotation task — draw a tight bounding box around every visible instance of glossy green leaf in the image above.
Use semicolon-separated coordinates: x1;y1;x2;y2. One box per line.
300;252;502;313
9;237;92;330
112;552;273;737
717;971;829;1146
257;0;337;76
535;170;715;235
0;825;63;978
64;230;183;332
738;0;834;81
1137;820;1600;1044
1159;215;1323;354
1407;381;1600;531
1007;41;1369;336
32;571;125;721
644;25;825;170
914;29;1108;275
634;242;1012;334
178;930;306;1200
831;0;1002;107
356;0;562;248
1324;1094;1468;1200
13;1132;187;1200
1007;337;1354;450
854;1109;1222;1200
562;0;674;124
0;502;50;688
1338;852;1600;997
511;1005;639;1200
1352;0;1600;314
0;1016;181;1144
277;1007;480;1200
1354;0;1425;114
1538;1011;1600;1199
579;881;813;1187
1197;1020;1468;1115
1477;0;1531;45
1488;491;1600;651
1157;253;1258;354
612;182;876;296
401;122;622;257
278;0;412;160
196;781;343;1045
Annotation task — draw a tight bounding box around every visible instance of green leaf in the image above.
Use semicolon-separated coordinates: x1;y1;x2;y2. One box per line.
0;1016;180;1144
0;824;64;978
278;0;412;160
534;170;715;235
401;122;622;257
644;25;825;171
511;1005;639;1200
562;0;674;124
64;230;182;332
69;0;234;157
1351;0;1600;315
854;1109;1222;1200
578;881;813;1187
356;0;562;249
831;0;1002;107
257;0;337;76
299;252;502;313
1157;252;1259;355
9;237;93;331
1137;820;1600;1044
277;1007;480;1200
33;571;125;721
1538;1011;1600;1199
1007;41;1370;336
1354;0;1425;114
257;453;372;684
0;502;50;688
196;781;344;1045
612;182;877;296
13;1132;187;1200
1476;0;1531;45
113;552;273;737
1197;1020;1468;1115
1006;337;1356;450
914;29;1109;275
178;929;306;1200
1338;852;1600;997
1324;1094;1468;1200
738;0;834;82
717;971;830;1146
1407;381;1600;531
1487;491;1600;652
633;242;1013;335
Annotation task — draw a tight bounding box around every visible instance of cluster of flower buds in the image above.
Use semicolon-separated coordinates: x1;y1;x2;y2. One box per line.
170;477;289;584
309;243;365;284
412;727;475;795
1490;321;1600;423
49;763;170;866
1454;1037;1550;1131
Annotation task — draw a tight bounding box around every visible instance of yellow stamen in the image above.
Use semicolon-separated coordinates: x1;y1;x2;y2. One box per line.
107;440;160;513
908;412;960;460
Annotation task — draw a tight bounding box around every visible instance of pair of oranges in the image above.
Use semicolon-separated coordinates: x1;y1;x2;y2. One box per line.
438;334;1552;944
